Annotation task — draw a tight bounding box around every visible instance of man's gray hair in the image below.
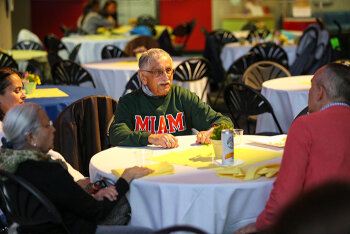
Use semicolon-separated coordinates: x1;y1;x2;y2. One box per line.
316;63;350;103
138;48;172;69
3;103;42;149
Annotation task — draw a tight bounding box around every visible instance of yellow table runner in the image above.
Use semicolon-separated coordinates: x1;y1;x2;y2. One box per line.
150;145;283;169
299;81;311;85
25;88;69;98
112;162;174;178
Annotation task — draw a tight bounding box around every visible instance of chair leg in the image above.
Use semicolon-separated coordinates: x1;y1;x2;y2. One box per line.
201;79;209;101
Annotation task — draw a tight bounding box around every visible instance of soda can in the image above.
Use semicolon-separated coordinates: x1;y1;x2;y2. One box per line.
221;129;234;165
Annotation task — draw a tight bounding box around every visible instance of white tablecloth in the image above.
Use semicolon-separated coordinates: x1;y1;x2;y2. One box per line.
62;34;137;64
220;42;297;71
89;135;283;233
256;75;312;133
84;57;208;101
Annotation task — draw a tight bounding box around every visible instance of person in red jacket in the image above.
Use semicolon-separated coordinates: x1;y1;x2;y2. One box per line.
236;62;350;233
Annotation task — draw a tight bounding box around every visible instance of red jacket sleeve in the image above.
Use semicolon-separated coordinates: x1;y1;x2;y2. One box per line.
256;118;311;230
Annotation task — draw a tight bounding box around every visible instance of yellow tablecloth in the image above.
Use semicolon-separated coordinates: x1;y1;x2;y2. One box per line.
3;50;47;62
24;88;69;98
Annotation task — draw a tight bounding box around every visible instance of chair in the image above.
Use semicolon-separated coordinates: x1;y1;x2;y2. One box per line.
47;52;63;69
172;19;197;54
0;52;18;69
153;225;207;234
173;57;212;100
206;52;262;110
124;36;160;57
122;72;141;96
249;42;289;68
246;28;270;43
51;60;96;87
11;40;44;51
17;29;43;47
242;61;291;91
101;45;128;59
43;33;69;54
224;82;283;134
68;43;82;63
0;169;69;233
53;95;118;176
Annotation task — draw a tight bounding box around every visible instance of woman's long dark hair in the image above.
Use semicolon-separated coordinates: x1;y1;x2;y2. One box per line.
0;68;22;120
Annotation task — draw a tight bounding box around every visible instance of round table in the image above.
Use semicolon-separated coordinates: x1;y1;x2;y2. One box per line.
256;75;312;133
62;34;137;64
220;42;297;71
84;57;208;102
89;135;283;233
25;85;107;122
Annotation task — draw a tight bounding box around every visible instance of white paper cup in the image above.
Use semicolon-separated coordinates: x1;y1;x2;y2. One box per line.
234;129;244;145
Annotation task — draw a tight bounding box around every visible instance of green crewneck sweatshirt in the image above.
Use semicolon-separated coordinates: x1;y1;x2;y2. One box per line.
109;85;233;146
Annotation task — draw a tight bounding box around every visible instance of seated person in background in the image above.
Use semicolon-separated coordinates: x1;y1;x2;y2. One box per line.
1;103;153;234
271;181;350;234
100;0;118;26
236;62;350;233
109;48;233;148
77;0;114;34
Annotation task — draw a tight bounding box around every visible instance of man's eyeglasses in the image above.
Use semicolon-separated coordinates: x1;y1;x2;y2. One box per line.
140;68;174;78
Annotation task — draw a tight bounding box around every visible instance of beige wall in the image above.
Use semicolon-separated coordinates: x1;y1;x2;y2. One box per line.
0;0;13;49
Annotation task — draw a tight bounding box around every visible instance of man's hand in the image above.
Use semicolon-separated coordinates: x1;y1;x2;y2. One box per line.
196;127;214;144
148;134;179;148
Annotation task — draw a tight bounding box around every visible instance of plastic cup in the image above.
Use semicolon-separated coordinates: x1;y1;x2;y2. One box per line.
234;129;244;145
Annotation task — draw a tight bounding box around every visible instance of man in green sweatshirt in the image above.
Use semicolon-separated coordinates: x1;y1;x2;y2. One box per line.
109;48;232;148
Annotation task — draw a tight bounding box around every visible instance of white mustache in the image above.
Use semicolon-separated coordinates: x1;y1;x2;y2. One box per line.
158;80;170;85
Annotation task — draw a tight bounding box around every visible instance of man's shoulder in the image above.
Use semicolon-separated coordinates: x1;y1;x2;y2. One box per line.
119;89;143;102
171;85;196;98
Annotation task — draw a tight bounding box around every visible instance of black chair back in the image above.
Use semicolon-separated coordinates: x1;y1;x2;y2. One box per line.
101;45;128;59
54;95;118;176
172;19;197;52
249;42;289;68
173;57;211;100
68;43;82;62
243;61;291;91
44;34;68;54
0;169;69;233
51;60;96;87
0;52;18;69
226;52;262;82
122;72;141;96
246;28;270;43
224;82;283;134
12;40;44;51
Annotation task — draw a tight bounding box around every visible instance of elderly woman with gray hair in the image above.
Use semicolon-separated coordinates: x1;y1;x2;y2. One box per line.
0;103;153;234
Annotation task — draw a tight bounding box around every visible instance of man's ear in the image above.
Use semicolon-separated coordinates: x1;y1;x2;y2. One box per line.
25;131;34;145
317;85;326;101
138;70;147;86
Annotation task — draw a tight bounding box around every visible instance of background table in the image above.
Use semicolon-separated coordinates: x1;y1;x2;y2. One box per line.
256;75;312;133
26;85;107;122
89;135;283;233
220;42;297;71
84;57;208;102
62;34;137;64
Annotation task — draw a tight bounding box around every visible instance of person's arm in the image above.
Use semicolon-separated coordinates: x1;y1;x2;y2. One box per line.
109;94;152;147
256;118;311;230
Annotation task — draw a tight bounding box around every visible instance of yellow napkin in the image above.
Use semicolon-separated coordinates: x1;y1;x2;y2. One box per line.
25;88;69;98
234;148;283;167
111;162;174;178
217;163;280;181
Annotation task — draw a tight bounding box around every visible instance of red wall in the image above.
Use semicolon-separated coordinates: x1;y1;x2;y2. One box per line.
31;0;86;41
159;0;211;51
